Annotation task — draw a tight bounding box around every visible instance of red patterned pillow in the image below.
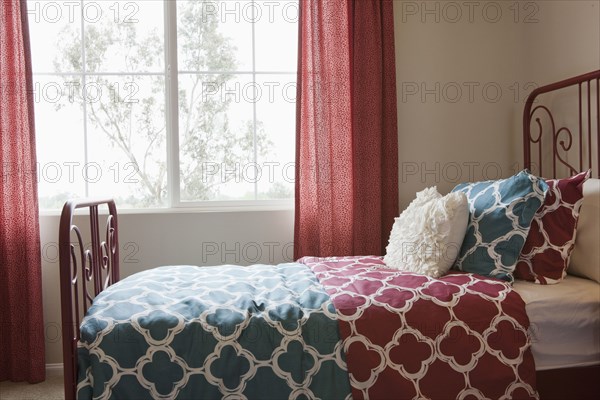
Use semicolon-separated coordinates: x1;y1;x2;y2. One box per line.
515;170;590;284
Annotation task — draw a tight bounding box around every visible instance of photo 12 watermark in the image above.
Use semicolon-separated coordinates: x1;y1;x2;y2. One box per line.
399;1;540;24
41;240;140;264
400;81;539;104
30;80;140;105
400;161;531;184
198;161;295;185
34;161;140;185
198;0;299;24
27;1;140;24
202;81;297;104
201;241;294;264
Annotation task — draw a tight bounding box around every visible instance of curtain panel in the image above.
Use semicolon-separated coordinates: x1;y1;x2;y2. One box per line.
0;0;46;383
294;0;398;259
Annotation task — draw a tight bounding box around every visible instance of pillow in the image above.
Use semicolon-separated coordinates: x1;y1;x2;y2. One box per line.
514;171;590;284
384;187;469;278
451;170;548;282
568;178;600;283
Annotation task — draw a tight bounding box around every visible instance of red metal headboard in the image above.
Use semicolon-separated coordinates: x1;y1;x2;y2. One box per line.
524;70;600;178
58;198;120;400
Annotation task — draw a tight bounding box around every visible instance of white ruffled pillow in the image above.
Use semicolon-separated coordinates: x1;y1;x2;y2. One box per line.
384;187;469;278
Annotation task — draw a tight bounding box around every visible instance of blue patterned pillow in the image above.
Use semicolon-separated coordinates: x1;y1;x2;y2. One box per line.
451;170;548;282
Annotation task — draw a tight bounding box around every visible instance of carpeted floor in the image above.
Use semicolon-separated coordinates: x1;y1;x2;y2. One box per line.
0;369;64;400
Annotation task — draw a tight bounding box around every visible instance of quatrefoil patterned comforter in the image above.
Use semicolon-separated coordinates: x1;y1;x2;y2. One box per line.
77;258;538;399
300;256;538;400
77;264;351;399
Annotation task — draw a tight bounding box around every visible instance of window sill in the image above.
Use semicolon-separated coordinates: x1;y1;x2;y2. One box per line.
39;201;294;217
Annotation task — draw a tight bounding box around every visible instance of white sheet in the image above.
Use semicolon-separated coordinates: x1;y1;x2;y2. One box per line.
513;275;600;370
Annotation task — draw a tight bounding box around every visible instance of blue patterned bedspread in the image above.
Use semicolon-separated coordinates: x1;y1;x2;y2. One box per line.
77;264;352;399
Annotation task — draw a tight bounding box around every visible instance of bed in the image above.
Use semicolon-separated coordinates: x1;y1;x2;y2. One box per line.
58;70;600;400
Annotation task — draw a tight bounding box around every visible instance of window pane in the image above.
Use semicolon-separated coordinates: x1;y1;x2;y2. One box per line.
177;0;253;72
85;75;167;207
83;0;164;73
27;0;82;73
178;73;255;201
254;0;299;71
255;75;295;199
30;0;297;209
33;75;86;209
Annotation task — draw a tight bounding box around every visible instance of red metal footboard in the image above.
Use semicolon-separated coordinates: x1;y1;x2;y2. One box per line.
58;199;120;400
524;70;600;178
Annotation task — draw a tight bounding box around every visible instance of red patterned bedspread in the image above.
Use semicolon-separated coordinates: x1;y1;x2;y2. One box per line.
299;256;538;400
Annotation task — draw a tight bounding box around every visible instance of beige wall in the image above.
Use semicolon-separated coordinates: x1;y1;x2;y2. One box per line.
522;1;600;85
40;1;600;365
393;0;600;209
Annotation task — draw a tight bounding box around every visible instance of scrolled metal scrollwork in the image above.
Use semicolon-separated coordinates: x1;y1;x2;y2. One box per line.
69;225;84;286
69;215;117;309
524;70;599;178
69;224;96;309
529;105;556;176
529;104;580;177
99;215;116;290
555;127;578;176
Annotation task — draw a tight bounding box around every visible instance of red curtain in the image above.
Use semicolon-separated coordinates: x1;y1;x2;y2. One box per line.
0;0;46;383
294;0;398;259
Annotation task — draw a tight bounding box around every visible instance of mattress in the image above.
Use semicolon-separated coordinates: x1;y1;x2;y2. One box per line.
513;275;600;371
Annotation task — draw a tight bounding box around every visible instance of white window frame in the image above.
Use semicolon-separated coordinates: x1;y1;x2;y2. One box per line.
31;0;297;212
164;0;296;211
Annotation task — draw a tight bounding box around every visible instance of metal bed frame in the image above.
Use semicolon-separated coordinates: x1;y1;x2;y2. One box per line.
59;70;600;399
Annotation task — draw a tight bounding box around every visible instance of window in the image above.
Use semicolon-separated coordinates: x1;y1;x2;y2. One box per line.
27;0;298;209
